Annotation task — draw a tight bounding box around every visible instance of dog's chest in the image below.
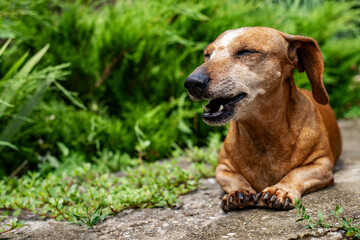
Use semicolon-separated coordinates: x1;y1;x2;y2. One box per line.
231;140;295;191
243;151;291;191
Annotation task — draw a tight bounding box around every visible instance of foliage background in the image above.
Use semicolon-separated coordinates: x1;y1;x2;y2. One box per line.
0;0;360;177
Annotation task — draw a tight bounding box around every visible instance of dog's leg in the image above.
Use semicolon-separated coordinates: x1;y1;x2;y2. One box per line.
216;163;257;212
255;156;334;210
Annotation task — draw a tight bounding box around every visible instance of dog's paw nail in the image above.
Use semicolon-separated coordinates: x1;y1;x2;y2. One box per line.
270;195;277;203
221;190;256;211
238;192;244;200
254;192;263;202
284;197;293;209
251;193;256;200
284;197;290;207
263;192;270;202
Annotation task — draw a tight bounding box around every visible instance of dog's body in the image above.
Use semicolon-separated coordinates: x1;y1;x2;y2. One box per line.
184;27;341;211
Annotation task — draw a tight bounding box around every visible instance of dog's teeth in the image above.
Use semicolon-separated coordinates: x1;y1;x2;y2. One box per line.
219;105;224;112
202;105;210;113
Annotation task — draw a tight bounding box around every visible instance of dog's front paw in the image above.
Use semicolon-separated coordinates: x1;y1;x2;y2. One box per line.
220;190;257;212
255;185;300;210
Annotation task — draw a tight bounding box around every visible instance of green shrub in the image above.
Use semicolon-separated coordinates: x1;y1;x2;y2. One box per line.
0;40;72;176
2;0;359;115
2;93;199;174
0;0;360;175
1;1;357;108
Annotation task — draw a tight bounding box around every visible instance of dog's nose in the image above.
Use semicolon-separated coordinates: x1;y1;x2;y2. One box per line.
184;73;210;98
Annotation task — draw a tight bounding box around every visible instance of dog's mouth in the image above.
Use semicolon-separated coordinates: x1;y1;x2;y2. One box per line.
202;92;247;124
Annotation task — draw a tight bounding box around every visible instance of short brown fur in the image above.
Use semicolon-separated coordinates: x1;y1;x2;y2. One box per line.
185;27;342;211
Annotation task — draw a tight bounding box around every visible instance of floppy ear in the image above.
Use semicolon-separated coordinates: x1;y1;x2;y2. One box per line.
282;33;329;105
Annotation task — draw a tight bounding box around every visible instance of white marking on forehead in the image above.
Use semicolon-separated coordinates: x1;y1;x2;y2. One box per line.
211;29;246;60
217;28;246;47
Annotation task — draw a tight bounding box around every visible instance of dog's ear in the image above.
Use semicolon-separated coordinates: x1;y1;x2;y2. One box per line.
282;33;329;105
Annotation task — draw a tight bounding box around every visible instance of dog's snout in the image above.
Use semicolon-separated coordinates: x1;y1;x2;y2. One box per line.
184;73;210;98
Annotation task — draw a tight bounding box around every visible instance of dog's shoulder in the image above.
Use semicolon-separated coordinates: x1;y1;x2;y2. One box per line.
298;88;342;161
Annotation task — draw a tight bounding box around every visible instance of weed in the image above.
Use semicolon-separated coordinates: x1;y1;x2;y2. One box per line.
0;157;200;227
0;134;218;229
331;205;360;239
295;200;360;239
70;206;106;230
0;216;25;235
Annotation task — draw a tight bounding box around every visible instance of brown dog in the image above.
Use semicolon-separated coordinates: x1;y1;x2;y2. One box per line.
184;27;342;211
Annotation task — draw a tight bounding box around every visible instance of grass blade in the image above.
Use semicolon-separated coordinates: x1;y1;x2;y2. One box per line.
53;81;86;109
0;141;18;151
0;79;52;153
0;39;11;57
15;44;49;79
0;98;14;108
0;52;29;82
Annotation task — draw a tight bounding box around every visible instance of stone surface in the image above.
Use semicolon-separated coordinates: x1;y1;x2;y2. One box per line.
2;119;360;240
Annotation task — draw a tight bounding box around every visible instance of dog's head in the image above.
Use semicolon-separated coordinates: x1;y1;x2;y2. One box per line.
184;27;328;125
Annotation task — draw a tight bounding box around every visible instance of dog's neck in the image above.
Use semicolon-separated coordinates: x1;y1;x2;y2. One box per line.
230;76;308;148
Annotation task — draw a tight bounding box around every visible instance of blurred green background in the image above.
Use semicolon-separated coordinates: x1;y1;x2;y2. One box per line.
1;0;360;177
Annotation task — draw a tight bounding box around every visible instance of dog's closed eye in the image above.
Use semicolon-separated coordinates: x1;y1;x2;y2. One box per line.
204;53;211;61
235;50;255;57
